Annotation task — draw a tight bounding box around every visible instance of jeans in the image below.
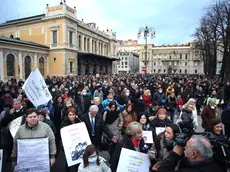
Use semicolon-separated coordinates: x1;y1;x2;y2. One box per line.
168;111;175;123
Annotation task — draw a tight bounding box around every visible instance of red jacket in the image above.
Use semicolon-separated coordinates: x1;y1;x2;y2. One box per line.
143;95;152;107
177;98;183;108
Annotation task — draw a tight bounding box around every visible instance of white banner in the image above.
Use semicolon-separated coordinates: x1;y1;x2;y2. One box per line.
8;116;23;138
142;131;153;144
61;122;92;167
16;138;49;172
22;68;52;107
0;149;3;172
117;148;150;172
155;127;165;135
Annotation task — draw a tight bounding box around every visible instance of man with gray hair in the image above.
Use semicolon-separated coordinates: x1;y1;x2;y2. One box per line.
158;135;225;172
201;98;217;131
80;105;118;148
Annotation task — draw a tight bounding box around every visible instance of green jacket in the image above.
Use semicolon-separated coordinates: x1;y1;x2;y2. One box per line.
11;121;56;159
44;118;57;134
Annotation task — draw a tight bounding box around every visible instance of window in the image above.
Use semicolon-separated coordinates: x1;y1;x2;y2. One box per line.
185;54;188;59
125;66;127;68
69;31;73;45
122;62;123;65
78;35;82;50
125;57;127;60
154;62;156;66
179;69;182;73
185;62;187;66
154;69;156;73
180;54;182;59
125;62;127;65
164;69;166;73
195;69;197;74
6;54;15;76
70;62;73;73
185;69;187;74
169;56;171;59
39;57;45;75
53;31;57;44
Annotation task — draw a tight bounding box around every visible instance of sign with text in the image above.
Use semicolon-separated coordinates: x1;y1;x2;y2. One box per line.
117;148;150;172
8;116;23;138
22;68;52;107
142;131;153;144
61;122;91;167
16;138;49;172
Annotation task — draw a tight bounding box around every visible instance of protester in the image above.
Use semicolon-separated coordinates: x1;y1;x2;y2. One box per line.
78;144;111;172
11;108;56;169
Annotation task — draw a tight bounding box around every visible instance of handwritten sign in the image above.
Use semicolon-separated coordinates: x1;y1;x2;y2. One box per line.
0;149;3;172
155;127;165;135
117;148;150;172
61;122;91;167
16;138;49;172
142;131;153;144
22;68;52;107
8;116;23;138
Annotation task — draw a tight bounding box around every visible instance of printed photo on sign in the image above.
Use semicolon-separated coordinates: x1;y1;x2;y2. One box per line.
61;122;92;167
16;138;49;172
22;68;52;107
8;116;23;138
117;148;150;172
142;131;153;144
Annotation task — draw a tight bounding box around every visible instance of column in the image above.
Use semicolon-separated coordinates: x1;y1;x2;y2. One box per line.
18;52;23;79
46;56;49;75
34;53;38;68
90;38;93;53
0;50;4;81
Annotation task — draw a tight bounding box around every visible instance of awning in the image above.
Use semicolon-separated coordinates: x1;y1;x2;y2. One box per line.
78;52;119;61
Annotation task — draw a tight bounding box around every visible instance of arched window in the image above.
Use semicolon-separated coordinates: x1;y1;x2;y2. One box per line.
24;56;31;79
6;54;15;76
39;57;45;75
84;37;86;51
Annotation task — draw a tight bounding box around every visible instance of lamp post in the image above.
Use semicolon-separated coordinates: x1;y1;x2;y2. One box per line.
138;26;155;75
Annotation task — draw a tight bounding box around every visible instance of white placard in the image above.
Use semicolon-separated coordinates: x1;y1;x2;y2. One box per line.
8;116;23;138
117;148;150;172
16;138;49;172
61;122;92;167
155;127;165;135
22;68;52;107
142;131;153;144
0;149;3;172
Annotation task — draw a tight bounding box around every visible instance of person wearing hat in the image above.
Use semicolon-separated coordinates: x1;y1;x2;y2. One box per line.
11;108;56;169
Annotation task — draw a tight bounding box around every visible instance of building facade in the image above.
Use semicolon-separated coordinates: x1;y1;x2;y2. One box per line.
139;42;204;74
0;2;118;81
117;52;139;73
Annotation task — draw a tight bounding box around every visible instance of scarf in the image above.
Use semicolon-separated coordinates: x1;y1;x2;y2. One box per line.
130;137;141;147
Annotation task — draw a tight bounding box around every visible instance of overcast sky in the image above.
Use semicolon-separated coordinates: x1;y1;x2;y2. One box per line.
0;0;214;45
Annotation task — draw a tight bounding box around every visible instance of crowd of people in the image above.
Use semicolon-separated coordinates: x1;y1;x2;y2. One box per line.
0;74;230;172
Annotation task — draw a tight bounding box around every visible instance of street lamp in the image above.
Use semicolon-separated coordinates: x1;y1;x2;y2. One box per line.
138;26;156;75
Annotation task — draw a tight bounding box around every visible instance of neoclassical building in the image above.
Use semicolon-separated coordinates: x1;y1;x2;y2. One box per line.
139;42;204;74
0;2;118;81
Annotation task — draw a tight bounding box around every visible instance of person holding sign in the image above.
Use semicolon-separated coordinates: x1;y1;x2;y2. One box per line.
78;144;111;172
61;107;82;172
110;121;151;172
11;108;56;170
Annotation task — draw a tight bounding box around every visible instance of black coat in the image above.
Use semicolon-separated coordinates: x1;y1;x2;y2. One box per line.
221;109;230;138
110;134;148;172
158;151;226;172
80;113;113;148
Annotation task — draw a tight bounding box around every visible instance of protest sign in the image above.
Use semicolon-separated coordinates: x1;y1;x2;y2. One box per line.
142;131;153;144
8;116;22;138
0;149;3;172
117;148;150;172
155;127;165;135
22;68;52;107
61;122;92;167
16;138;49;172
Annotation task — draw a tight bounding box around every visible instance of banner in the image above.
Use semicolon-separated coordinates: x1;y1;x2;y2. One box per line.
22;68;52;107
142;131;153;144
0;149;3;172
8;116;23;138
61;122;92;167
16;138;49;172
117;148;150;172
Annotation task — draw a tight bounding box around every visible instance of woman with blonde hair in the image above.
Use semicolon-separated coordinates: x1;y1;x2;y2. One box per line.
143;89;152;108
182;98;198;128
